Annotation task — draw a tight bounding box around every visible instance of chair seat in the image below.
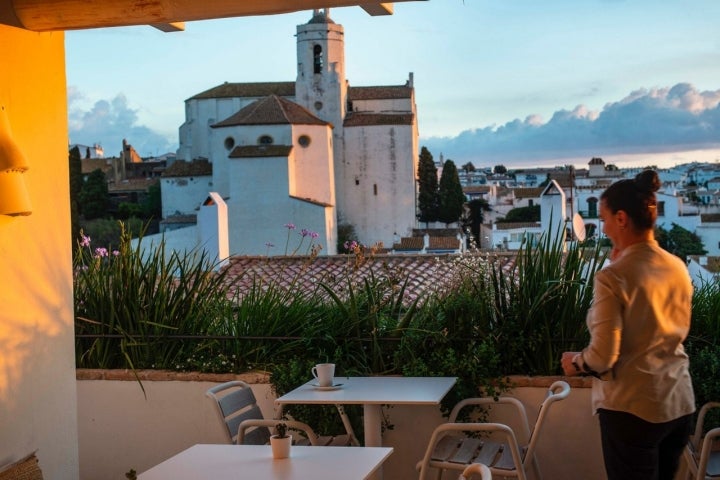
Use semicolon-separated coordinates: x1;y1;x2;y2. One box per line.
430;434;518;471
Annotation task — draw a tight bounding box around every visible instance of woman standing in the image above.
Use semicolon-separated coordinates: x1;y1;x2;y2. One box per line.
561;169;695;480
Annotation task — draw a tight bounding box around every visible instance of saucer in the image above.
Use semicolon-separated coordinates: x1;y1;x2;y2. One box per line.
311;383;343;391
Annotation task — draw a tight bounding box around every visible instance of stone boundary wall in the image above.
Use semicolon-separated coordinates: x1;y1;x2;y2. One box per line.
76;369;594;388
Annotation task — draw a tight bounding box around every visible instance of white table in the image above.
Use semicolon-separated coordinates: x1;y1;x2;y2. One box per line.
138;444;393;480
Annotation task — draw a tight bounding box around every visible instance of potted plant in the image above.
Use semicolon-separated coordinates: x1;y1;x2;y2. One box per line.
270;422;292;459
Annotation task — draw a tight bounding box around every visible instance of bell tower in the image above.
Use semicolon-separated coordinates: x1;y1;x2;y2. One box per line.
295;8;347;130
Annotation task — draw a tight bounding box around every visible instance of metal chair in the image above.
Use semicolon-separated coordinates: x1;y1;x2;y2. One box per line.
206;380;358;446
683;402;720;479
418;380;571;480
459;462;493;480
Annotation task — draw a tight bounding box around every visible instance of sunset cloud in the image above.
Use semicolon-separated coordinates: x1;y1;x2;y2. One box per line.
421;83;720;167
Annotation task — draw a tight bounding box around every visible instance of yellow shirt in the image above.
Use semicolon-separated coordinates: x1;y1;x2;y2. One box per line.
582;240;695;423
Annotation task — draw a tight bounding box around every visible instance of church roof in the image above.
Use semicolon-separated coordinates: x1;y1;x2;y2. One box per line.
212;95;329;127
162;159;212;177
188;83;412;102
190;82;295;100
344;113;414;127
348;85;412;100
229;145;293;158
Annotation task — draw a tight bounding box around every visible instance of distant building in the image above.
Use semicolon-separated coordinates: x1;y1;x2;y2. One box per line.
161;9;419;257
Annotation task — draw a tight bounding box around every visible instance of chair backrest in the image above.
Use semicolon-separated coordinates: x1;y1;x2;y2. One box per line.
459;462;492;480
418;422;527;480
685;401;720;479
206;380;269;445
524;380;570;465
238;419;320;446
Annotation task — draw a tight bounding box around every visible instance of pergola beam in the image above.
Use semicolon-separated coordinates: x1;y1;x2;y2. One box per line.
0;0;421;31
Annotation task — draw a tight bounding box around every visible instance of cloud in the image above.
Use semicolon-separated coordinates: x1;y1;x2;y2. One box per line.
420;83;720;167
67;89;177;157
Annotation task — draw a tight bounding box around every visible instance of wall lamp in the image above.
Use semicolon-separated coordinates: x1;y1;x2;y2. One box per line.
0;104;32;224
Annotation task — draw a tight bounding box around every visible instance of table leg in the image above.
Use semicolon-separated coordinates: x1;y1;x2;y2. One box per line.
364;404;383;480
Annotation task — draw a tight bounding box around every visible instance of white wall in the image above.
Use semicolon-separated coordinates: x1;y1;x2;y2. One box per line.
76;375;606;480
0;26;79;479
161;175;213;218
342;124;418;246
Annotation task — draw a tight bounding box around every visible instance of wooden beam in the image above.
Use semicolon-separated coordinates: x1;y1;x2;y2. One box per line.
361;3;393;16
3;0;422;32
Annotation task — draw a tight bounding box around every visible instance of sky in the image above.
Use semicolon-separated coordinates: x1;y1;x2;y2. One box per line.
65;0;720;170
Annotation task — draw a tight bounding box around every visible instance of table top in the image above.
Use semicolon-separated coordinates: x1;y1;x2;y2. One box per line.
275;376;457;405
138;444;393;480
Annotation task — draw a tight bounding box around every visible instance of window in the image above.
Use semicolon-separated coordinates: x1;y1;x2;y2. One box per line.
258;135;273;145
657;201;665;217
313;45;323;74
373;184;378;196
587;197;598;218
298;135;311;148
314;101;323;111
224;137;235;151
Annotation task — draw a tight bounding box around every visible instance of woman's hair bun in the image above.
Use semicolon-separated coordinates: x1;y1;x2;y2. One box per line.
634;169;660;193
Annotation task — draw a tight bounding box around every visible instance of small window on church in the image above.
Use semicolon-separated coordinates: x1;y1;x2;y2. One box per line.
298;135;311;148
258;135;274;145
313;45;323;74
224;137;235;151
373;184;378;196
657;201;665;216
314;101;323;111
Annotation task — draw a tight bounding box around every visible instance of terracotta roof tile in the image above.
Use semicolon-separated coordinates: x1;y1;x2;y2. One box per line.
190;82;295;100
213;95;328;127
429;237;460;250
347;85;412;100
229;145;293;158
495;222;541;230
162;159;212;177
222;253;516;305
343;113;414;127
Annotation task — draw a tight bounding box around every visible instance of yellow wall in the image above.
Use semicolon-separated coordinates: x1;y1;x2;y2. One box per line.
0;25;79;478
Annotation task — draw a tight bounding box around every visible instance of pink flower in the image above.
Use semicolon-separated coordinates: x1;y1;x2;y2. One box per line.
94;247;108;258
80;235;91;247
284;223;296;230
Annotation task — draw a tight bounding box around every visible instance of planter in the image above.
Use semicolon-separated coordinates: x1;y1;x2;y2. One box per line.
270;434;292;459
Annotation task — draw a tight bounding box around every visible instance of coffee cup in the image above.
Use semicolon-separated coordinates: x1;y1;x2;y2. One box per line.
311;363;335;387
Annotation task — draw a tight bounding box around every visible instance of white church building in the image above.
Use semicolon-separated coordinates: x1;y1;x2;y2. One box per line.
159;9;419;257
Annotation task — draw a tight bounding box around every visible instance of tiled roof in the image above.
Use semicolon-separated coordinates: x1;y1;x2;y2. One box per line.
689;256;720;273
393;237;424;251
222;253;516;305
428;237;460;250
347;86;412;100
189;82;295;100
162;159;212;178
513;187;544;199
229;145;293;158
212;95;328;127
343;113;414;127
189;83;412;102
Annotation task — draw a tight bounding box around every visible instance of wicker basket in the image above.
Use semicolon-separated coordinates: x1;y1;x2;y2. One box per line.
0;452;43;480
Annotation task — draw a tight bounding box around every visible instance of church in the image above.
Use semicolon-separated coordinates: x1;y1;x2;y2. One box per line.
161;9;419;257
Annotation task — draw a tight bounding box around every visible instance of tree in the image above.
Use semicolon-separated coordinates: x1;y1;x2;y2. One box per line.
464;198;491;247
417;146;439;225
437;159;466;225
493;164;507;175
142;182;162;219
461;162;476;174
68;146;83;246
499;205;541;223
79;168;109;220
655;223;707;261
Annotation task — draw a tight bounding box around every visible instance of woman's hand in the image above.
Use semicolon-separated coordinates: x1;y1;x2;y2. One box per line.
561;351;581;376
